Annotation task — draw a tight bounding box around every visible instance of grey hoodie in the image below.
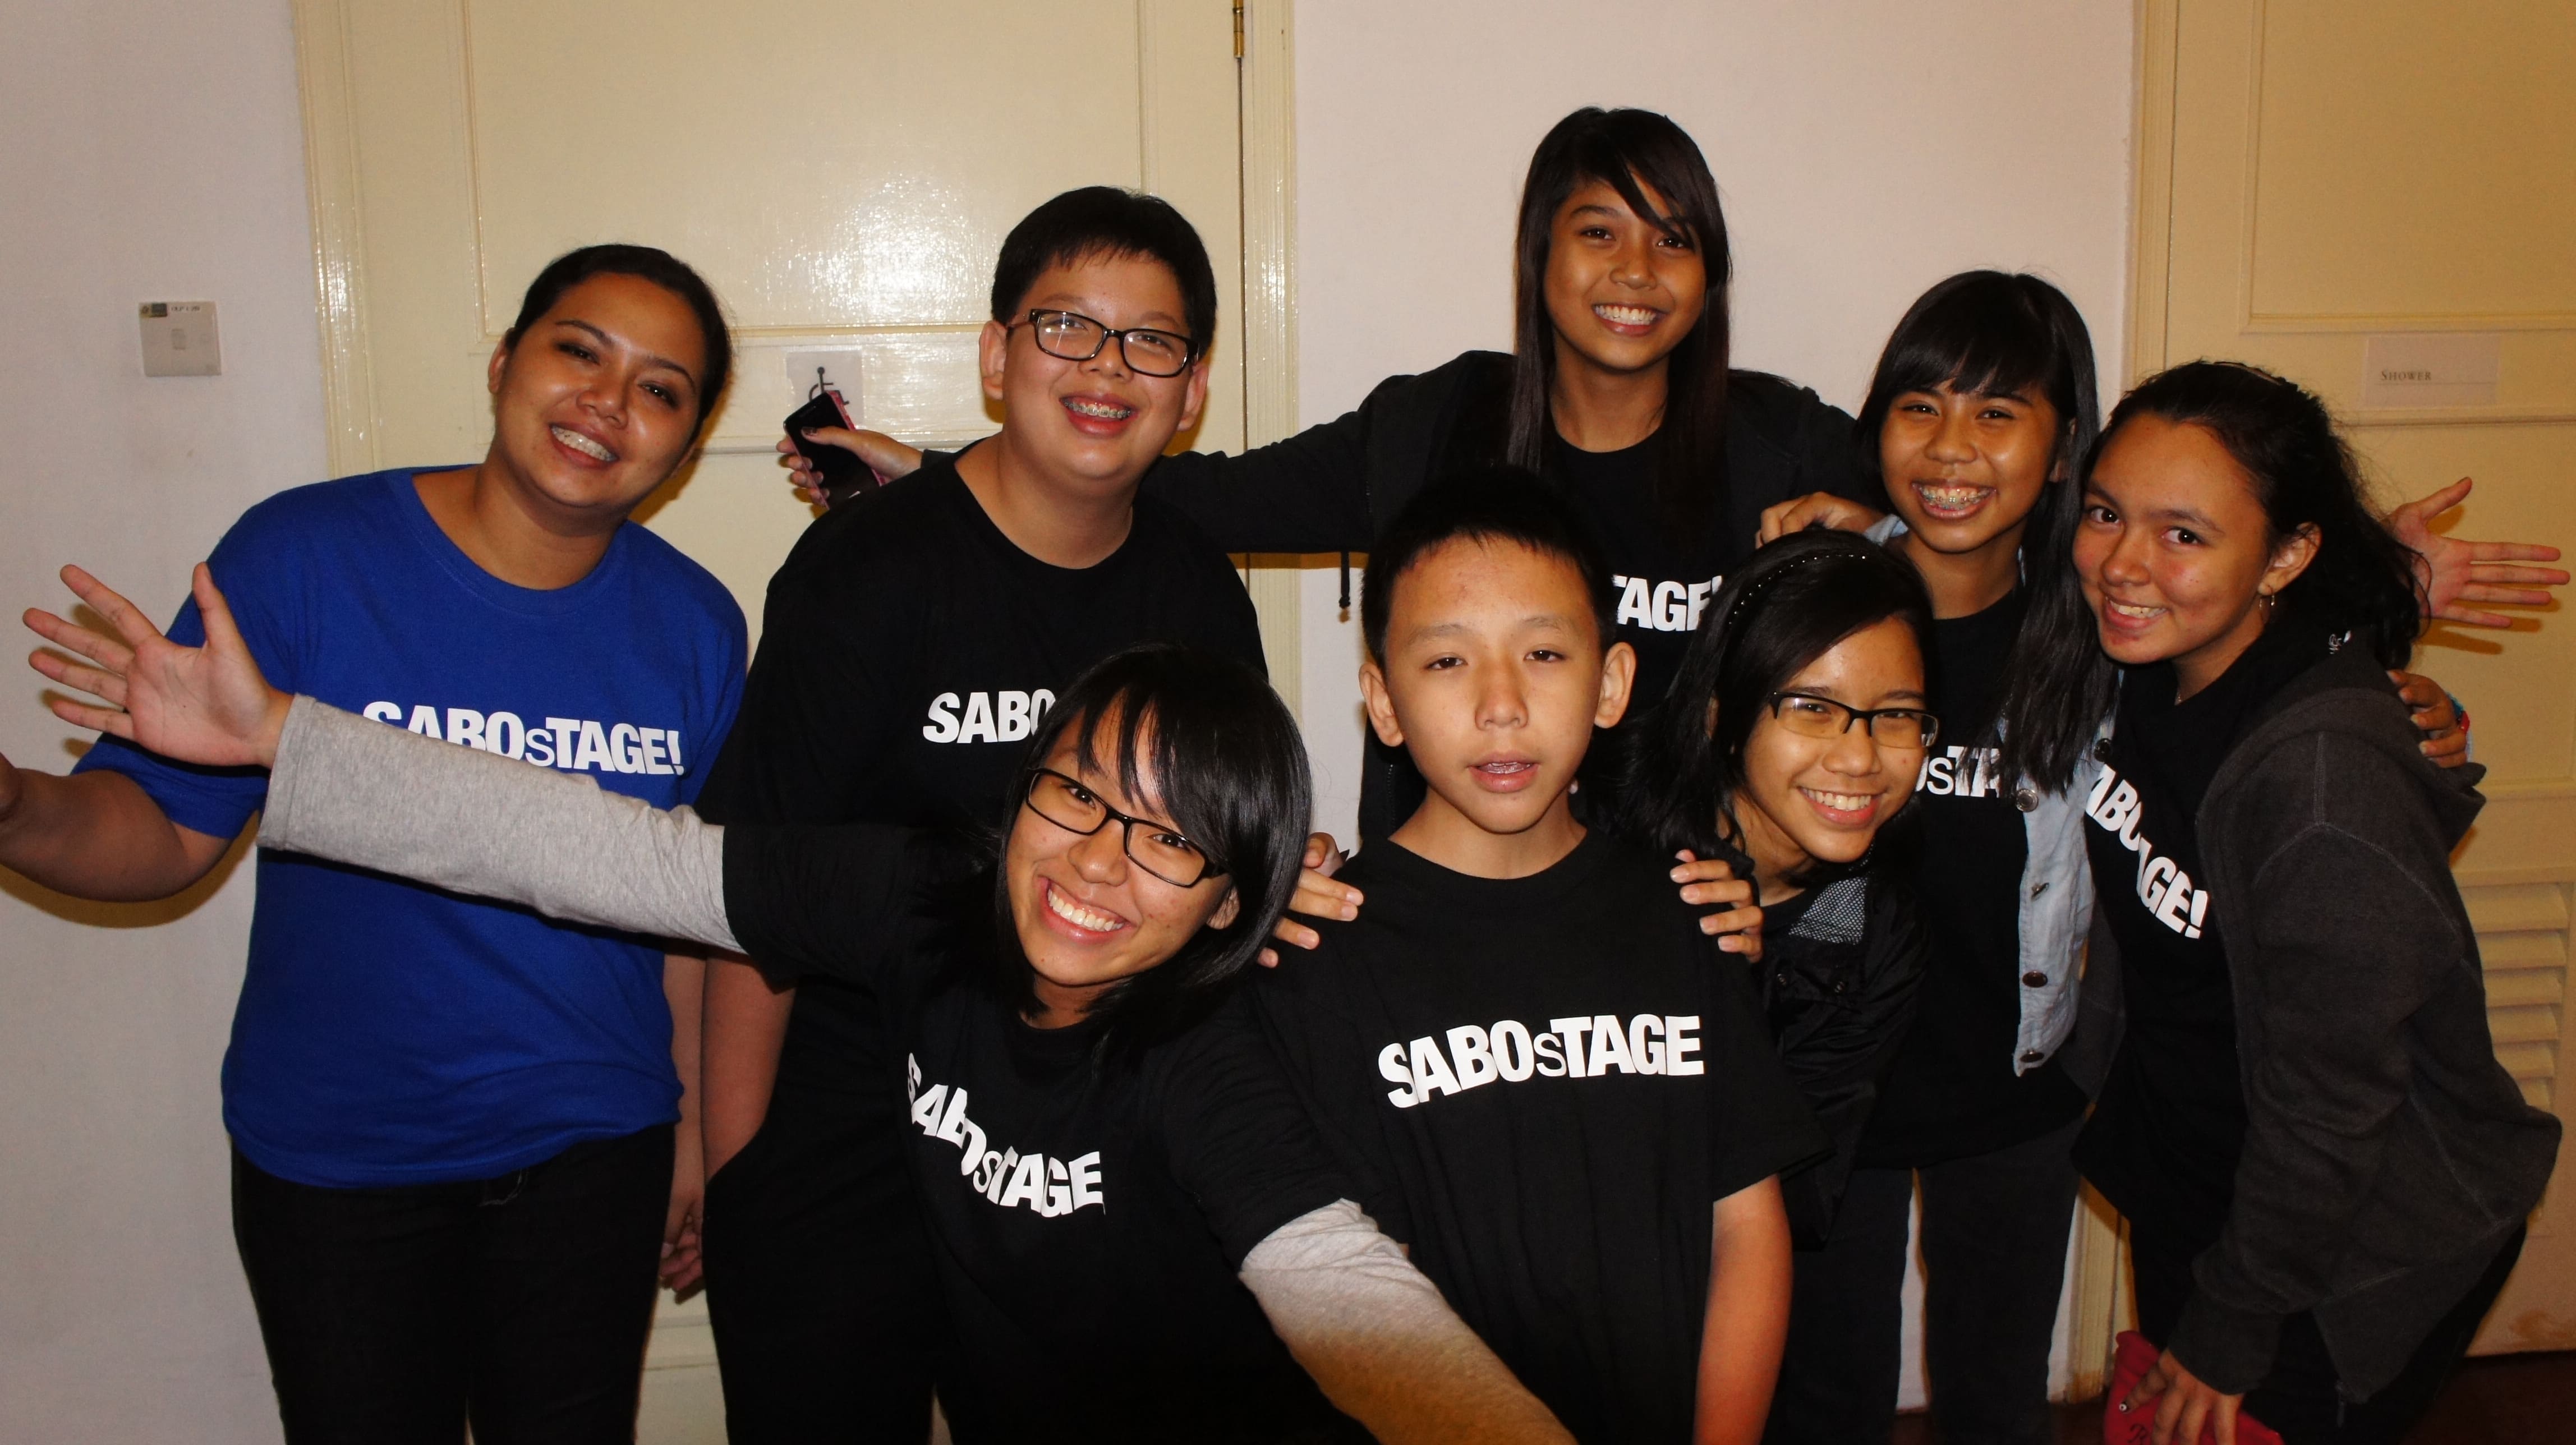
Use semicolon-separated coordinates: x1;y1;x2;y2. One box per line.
2095;647;2558;1397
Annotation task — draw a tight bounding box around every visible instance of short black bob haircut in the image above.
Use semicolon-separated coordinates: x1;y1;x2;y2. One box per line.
1508;108;1733;532
989;187;1219;359
1854;269;2101;789
503;244;734;442
1615;528;1936;889
988;643;1310;1061
1359;466;1618;663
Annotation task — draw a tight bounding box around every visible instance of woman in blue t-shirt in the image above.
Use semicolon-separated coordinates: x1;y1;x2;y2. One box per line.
0;245;747;1442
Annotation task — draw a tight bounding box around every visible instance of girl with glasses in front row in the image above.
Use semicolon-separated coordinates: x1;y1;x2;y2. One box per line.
27;596;1577;1445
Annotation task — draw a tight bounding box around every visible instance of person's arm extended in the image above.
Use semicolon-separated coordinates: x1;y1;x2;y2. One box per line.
1695;1177;1794;1445
1239;1200;1574;1445
701;951;789;1175
661;949;708;1294
259;696;742;949
0;761;230;899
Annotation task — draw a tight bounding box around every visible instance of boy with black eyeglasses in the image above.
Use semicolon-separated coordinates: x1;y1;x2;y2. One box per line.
689;186;1267;1442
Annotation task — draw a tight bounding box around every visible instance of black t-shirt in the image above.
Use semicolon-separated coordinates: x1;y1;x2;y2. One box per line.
1861;590;2086;1167
694;452;1267;1139
1134;353;1885;839
2074;616;2331;1246
724;824;1363;1444
1241;831;1827;1443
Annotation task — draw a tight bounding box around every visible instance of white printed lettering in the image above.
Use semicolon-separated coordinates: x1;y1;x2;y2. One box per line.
1409;1036;1462;1101
922;692;963;743
407;705;443;739
1549;1017;1593;1078
574;720;613;772
362;701;401;724
1000;1154;1049;1212
1652;580;1689;631
486;711;526;760
1446;1025;1497;1089
1630;1014;1666;1075
1491;1020;1535;1082
1589;1013;1638;1075
546;718;581;770
640;727;671;775
609;723;645;774
1533;1032;1567;1077
1380;1043;1419;1108
1616;576;1652;629
997;690;1033;742
960;692;998;744
1068;1151;1105;1211
1664;1015;1704;1075
445;708;486;752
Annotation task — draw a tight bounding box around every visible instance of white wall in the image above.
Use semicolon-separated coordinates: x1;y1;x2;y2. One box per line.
1285;0;2139;1405
0;0;324;1439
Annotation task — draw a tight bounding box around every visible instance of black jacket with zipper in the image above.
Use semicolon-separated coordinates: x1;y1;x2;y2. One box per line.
2089;647;2557;1397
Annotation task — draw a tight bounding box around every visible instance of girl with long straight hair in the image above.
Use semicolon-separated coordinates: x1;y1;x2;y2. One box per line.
790;106;1886;843
1701;273;2526;1445
2066;363;2557;1445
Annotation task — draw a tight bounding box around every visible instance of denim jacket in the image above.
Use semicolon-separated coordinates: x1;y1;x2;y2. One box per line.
2008;720;2105;1075
1865;512;2101;1076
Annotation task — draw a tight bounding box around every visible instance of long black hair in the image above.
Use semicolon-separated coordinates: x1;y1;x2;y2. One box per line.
2105;362;2424;668
1616;530;1936;891
1507;107;1732;531
988;644;1310;1060
1855;270;2103;789
504;244;734;441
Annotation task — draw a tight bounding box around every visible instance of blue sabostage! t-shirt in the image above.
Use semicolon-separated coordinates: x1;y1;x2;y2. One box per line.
77;470;747;1188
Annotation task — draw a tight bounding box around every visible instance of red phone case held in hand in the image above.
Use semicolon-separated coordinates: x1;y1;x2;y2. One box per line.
2104;1331;2284;1445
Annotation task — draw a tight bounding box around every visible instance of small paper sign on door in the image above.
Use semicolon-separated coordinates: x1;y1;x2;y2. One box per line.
2361;333;2501;408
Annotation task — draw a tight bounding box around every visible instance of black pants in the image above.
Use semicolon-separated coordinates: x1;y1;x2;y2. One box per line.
230;1125;673;1445
2128;1222;2524;1445
1767;1116;2084;1445
701;1112;946;1444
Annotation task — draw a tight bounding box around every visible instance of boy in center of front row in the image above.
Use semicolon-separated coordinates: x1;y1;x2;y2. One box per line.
1230;469;1827;1443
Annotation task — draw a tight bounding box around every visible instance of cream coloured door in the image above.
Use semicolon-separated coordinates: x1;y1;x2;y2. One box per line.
288;2;1291;1435
2133;0;2576;1355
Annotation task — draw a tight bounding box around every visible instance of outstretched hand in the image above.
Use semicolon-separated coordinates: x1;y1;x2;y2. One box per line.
2391;477;2568;628
25;563;290;767
1756;491;1888;546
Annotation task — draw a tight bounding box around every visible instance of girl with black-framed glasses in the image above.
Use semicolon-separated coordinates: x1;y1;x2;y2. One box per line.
24;596;1578;1445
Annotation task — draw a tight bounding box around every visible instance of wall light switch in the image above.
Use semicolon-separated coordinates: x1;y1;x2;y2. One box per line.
140;301;222;377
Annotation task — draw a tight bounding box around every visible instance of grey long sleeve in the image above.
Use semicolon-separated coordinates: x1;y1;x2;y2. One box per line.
261;694;739;951
1241;1200;1574;1445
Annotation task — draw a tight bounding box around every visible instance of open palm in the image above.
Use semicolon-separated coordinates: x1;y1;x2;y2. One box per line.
25;563;289;768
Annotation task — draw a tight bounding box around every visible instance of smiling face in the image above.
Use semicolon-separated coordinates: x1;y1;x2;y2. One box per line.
1543;177;1708;386
1361;537;1635;877
981;252;1210;501
2074;415;2318;699
484;272;710;529
1881;381;2064;560
1002;712;1240;1025
1727;617;1929;891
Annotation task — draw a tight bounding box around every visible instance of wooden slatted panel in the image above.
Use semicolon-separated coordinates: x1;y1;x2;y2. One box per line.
2465;882;2569;1109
